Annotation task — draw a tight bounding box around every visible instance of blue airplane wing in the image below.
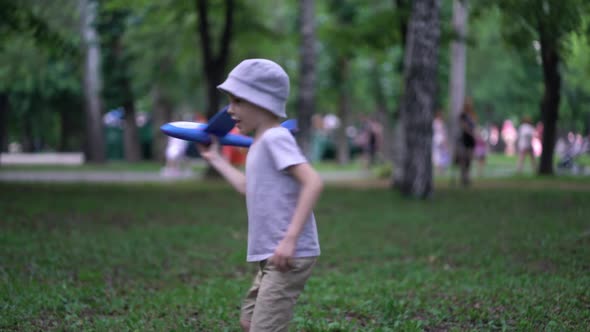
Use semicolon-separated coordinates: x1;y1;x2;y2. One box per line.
204;105;235;136
160;122;210;143
160;105;299;148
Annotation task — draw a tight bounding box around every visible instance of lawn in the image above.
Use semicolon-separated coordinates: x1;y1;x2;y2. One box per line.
1;179;589;331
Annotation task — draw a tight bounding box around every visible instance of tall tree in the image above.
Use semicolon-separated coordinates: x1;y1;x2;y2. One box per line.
296;0;316;157
99;9;141;162
353;1;409;166
324;0;358;165
495;0;590;174
106;0;204;162
448;0;468;156
195;0;234;119
0;93;8;152
398;0;442;198
151;82;173;162
80;0;106;162
391;0;411;186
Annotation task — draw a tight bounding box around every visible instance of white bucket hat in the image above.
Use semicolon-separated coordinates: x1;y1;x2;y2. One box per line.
217;59;290;118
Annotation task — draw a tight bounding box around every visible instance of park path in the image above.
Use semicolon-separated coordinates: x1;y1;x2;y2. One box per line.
0;169;374;184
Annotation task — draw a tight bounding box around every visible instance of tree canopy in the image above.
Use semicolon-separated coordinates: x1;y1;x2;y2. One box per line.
1;0;589;172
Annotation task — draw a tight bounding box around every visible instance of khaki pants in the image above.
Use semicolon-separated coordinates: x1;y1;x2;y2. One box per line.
241;257;317;332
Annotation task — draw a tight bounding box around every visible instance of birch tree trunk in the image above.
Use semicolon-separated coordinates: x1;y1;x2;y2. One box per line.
80;0;105;163
448;0;468;157
399;0;441;198
296;0;316;157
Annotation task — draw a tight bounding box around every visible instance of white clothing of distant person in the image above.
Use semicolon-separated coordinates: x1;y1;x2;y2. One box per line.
518;123;535;152
165;137;188;161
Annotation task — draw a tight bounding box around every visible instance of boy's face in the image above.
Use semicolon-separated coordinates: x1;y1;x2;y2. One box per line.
226;94;264;134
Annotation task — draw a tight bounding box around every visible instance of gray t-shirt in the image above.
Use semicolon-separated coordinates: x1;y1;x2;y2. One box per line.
245;126;321;262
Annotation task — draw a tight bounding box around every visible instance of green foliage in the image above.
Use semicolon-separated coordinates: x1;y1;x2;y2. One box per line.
0;35;82;150
0;0;77;55
3;0;590;153
97;7;134;110
479;0;590;130
0;0;83;150
1;181;589;330
562;16;590;133
494;0;588;50
103;0;204;109
466;8;543;124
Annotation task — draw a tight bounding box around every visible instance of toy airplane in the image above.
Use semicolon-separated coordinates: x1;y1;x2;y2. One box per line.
160;105;298;147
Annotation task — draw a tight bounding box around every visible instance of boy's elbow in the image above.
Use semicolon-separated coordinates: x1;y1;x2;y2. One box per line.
238;181;247;195
313;173;324;192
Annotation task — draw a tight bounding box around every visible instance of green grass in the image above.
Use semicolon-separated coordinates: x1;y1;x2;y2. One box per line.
1;180;589;331
2;153;580;178
0;160;363;173
0;161;174;172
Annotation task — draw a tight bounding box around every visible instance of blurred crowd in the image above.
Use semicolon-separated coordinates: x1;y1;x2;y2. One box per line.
158;102;589;180
432;97;590;185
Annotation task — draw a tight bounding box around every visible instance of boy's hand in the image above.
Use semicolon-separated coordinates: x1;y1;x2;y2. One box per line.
270;237;296;272
196;136;221;162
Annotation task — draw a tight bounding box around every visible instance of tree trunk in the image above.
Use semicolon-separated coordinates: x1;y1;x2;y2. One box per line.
372;61;392;162
123;98;141;162
196;0;234;119
111;24;141;162
23;117;34;152
398;0;441;198
448;0;468;157
196;0;235;178
538;26;561;175
391;0;410;187
58;94;84;152
296;0;316;158
151;84;173;163
0;93;8;152
80;0;106;163
336;57;350;165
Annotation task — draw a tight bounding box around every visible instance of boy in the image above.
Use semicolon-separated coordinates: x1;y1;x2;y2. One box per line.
197;59;323;332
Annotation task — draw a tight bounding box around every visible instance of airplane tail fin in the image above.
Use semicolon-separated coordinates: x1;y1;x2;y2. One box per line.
203;105;235;136
202;104;297;136
281;119;298;133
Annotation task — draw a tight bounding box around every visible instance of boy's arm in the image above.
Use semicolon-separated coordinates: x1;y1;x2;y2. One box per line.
197;138;246;195
270;162;323;271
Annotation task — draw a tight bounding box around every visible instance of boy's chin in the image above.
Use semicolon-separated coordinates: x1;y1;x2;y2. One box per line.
237;124;251;134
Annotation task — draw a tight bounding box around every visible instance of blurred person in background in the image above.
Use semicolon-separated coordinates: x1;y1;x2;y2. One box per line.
432;111;450;175
516;115;537;173
501;119;517;156
474;127;488;178
455;97;477;186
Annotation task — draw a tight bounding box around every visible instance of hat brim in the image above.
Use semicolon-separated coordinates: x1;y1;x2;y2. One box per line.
217;77;287;118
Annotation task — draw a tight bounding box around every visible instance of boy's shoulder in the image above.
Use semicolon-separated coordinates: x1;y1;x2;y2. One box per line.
260;126;293;143
266;126;290;136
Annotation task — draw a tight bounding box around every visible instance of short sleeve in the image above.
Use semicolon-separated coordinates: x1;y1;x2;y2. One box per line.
265;128;307;171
